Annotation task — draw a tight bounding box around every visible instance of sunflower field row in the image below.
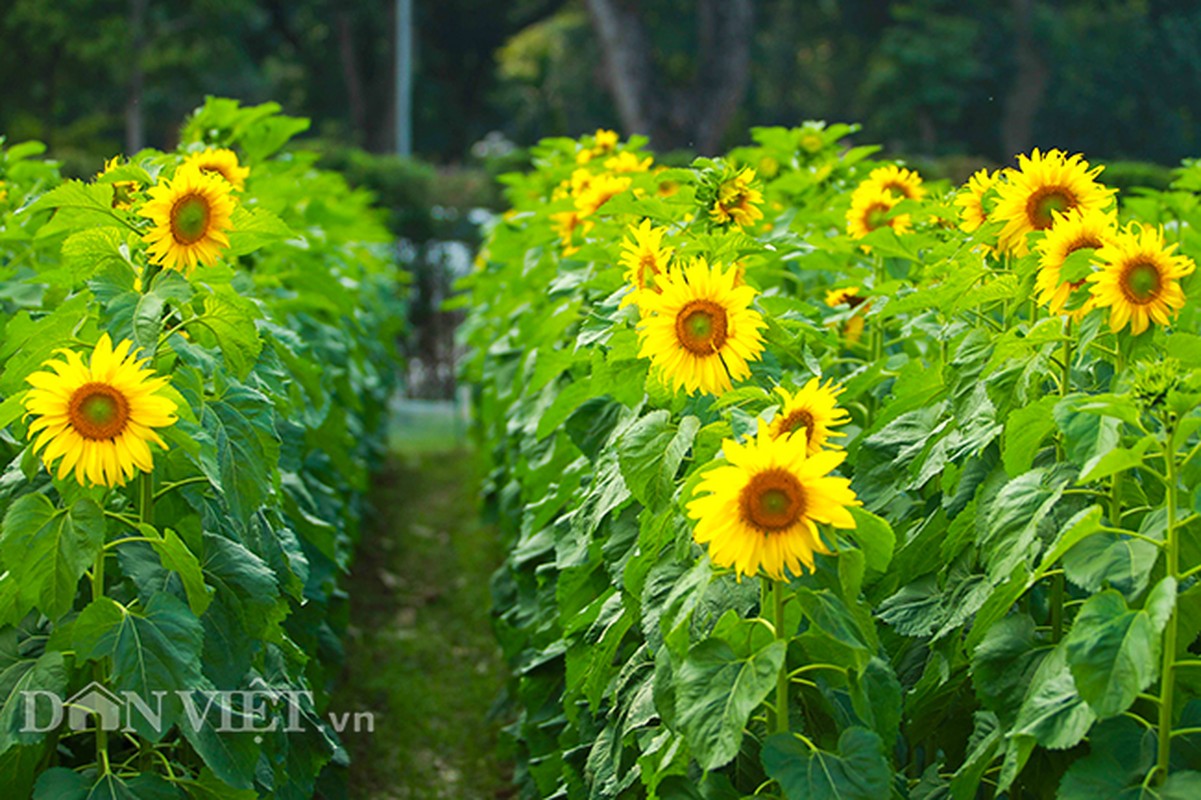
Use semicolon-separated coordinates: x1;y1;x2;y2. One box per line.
460;126;1201;799
0;98;404;799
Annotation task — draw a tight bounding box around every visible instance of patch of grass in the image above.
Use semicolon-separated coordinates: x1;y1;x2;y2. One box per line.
328;448;513;799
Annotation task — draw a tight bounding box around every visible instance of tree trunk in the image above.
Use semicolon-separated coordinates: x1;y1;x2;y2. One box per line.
585;0;753;153
125;0;146;154
336;10;368;147
1001;0;1048;159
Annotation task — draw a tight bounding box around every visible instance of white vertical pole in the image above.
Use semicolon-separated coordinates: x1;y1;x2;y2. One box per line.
396;0;413;156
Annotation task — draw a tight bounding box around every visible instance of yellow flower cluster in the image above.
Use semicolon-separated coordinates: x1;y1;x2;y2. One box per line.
955;149;1195;334
687;379;859;581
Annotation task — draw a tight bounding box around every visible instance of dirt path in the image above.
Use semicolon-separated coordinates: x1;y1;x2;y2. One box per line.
330;449;513;799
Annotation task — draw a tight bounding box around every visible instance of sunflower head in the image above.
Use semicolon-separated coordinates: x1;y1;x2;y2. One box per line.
865;165;926;201
1086;221;1195;334
574;172;631;216
992;149;1116;255
1034;207;1117;317
954;168;999;234
594;129;619;152
709;168;764;228
769;379;851;456
140;163;236;274
183;147;250;190
96;156;142;210
550;210;593;256
687;426;860;581
604;151;653;173
846;184;911;240
824;286;863;308
636;257;766;396
23;334;179;487
619;219;673;301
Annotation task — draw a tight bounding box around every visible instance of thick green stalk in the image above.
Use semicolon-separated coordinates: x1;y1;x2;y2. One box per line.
773;580;789;735
1050;323;1071;640
138;471;155;527
1157;422;1179;784
92;548;110;774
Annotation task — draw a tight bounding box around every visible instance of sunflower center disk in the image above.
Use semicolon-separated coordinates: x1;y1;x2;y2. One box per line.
781;410;815;443
639;254;659;285
1028;188;1075;229
170;194;212;244
740;469;806;533
1125;261;1162;303
69;383;130;440
675;301;729;354
865;204;891;231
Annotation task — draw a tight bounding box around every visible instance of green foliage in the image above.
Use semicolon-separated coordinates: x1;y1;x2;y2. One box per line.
0;98;405;798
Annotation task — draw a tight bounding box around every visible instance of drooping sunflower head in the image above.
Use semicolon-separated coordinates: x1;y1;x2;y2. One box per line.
954;168;1000;234
687;426;860;581
636;257;766;396
183;147;250;191
992;149;1115;256
1086;222;1195;335
96;156;142;210
23;334;179;488
846;184;911;240
140;163;236;274
769;379;851;456
619;219;673;301
865;165;926;201
604;151;654;173
1034;207;1117;317
709;168;764;228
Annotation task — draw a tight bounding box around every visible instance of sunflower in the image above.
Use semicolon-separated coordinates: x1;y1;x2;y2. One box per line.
140;163;236;274
23;334;178;488
575;172;631;216
846;185;911;240
954;168;999;234
183;147;250;191
687;426;859;580
96;157;142;210
865;165;926;201
619;219;673;302
604;151;653;173
824;286;863;308
710;168;764;228
1086;222;1195;334
991;149;1115;256
636;257;766;396
576;129;620;164
1034;207;1117;316
550;210;593;256
768;379;851;455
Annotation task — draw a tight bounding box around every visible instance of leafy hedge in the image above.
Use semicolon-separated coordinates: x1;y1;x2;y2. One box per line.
460;126;1201;798
0;98;404;798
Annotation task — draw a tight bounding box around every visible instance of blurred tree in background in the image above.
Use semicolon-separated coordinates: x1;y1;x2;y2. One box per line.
1;0;1199;171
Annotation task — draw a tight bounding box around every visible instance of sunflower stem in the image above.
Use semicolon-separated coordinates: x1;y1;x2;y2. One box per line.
141;262;162;294
1156;419;1180;785
92;546;111;775
138;471;155;527
1050;319;1072;641
772;579;790;735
